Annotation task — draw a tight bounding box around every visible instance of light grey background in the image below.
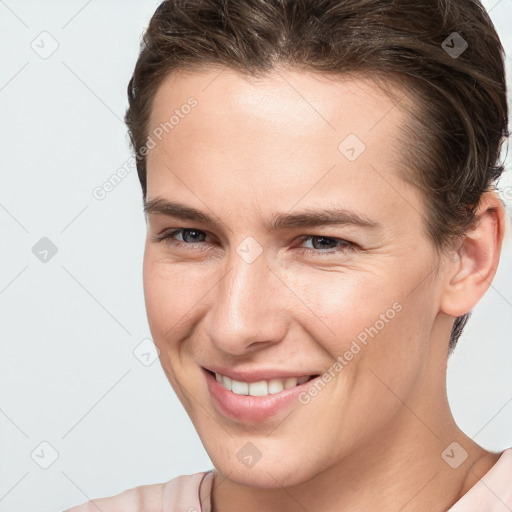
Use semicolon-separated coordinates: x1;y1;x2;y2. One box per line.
0;1;511;511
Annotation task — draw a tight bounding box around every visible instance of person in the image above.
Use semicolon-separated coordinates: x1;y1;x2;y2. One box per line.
66;0;511;510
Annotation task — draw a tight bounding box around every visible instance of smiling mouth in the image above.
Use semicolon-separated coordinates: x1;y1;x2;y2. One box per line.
205;369;319;397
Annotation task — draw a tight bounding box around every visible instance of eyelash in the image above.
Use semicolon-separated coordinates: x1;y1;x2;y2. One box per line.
154;228;358;256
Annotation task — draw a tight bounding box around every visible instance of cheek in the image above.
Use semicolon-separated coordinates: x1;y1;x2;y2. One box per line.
143;250;188;340
282;266;401;345
142;247;219;347
286;264;429;396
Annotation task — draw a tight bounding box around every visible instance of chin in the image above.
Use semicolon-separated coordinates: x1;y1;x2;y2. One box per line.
213;452;318;489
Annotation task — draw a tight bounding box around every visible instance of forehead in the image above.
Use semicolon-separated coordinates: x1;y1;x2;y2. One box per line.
145;66;421;227
148;66;408;146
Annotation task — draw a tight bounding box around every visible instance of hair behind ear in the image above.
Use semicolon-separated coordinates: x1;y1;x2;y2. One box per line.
449;312;471;354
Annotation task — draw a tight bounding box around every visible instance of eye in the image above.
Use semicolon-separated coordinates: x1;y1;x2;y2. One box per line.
169;228;206;243
154;228;211;248
297;235;357;255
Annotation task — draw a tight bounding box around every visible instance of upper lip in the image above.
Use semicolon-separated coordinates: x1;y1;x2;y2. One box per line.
202;365;319;383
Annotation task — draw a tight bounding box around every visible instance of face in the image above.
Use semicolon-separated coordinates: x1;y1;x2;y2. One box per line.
143;66;448;487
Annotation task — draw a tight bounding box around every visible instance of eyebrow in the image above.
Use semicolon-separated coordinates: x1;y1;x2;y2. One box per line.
144;197;382;231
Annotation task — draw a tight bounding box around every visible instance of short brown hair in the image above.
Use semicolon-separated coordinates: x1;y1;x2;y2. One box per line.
125;0;508;353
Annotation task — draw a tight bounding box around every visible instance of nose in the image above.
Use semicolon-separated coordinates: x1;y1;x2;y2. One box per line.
206;248;289;356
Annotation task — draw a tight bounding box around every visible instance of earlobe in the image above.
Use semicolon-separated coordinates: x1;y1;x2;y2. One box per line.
440;191;506;317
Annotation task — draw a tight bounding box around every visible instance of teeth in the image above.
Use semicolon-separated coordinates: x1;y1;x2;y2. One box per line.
222;375;232;390
249;381;268;396
215;372;312;396
268;378;285;394
231;380;249;395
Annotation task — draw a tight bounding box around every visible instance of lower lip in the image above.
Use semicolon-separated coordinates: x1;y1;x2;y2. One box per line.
203;368;318;423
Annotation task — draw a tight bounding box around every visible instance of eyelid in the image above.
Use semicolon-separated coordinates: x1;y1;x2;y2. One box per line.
154;228;213;244
295;235;358;254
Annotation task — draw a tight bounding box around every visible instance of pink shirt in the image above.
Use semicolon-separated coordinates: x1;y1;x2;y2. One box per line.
66;448;512;511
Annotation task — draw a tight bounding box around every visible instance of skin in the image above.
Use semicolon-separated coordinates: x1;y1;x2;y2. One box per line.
142;66;505;512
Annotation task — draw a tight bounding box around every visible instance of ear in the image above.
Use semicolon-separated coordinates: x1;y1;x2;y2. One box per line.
440;190;506;317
